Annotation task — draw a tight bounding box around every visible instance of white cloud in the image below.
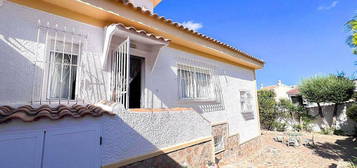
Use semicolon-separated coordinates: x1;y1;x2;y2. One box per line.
182;21;203;31
317;1;339;10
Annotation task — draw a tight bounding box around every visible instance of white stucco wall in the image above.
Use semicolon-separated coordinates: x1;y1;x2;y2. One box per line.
308;103;357;135
145;48;261;142
272;84;294;102
0;1;261;145
0;107;211;166
103;107;211;165
0;1;107;105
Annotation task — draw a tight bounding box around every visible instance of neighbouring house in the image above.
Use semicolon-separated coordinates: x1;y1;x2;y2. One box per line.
261;81;356;134
260;80;296;102
0;0;265;168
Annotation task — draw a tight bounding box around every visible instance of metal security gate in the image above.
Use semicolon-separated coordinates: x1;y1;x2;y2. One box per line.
110;38;130;109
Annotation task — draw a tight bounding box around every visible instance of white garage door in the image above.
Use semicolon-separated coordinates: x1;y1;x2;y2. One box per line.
0;127;100;168
0;130;44;168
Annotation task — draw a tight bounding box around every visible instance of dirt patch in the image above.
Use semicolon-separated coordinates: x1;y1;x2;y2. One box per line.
223;131;357;168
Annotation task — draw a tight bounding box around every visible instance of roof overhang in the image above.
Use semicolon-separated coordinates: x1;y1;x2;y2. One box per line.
9;0;264;70
102;23;169;71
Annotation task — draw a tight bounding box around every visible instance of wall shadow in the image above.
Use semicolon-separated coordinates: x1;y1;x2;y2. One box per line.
306;137;357;164
0;33;43;104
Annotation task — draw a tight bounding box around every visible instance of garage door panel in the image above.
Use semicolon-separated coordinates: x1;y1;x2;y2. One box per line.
42;127;100;168
0;130;44;168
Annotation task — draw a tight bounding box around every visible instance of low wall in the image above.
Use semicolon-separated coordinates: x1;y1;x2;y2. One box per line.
119;138;213;168
308;103;356;135
211;123;262;166
101;104;212;166
215;134;262;166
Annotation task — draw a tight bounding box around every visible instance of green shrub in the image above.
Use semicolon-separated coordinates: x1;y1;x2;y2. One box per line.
258;90;278;130
272;122;286;132
333;129;345;136
347;104;357;123
292;124;302;132
301;113;315;132
321;127;334;135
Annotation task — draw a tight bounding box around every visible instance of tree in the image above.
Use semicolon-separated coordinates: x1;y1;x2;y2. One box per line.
346;16;357;55
299;76;330;118
326;75;355;127
277;98;310;131
258;90;277;130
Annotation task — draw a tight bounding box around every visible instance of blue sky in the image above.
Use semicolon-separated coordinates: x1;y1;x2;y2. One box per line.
155;0;357;86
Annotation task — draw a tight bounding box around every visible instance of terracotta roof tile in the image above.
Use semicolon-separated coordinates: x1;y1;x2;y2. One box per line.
287;88;300;95
115;23;170;42
261;85;277;90
116;0;264;64
0;104;115;123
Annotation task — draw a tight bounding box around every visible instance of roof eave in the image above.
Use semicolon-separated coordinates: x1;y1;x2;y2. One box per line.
10;0;264;69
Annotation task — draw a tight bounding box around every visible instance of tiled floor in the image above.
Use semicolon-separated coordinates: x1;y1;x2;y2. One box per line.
223;131;357;168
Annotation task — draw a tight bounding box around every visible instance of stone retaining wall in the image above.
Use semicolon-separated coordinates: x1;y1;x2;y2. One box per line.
117;133;262;168
215;134;262;166
116;122;262;168
121;140;213;168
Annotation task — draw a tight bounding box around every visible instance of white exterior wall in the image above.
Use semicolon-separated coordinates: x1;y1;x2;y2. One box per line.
273;85;294;102
146;48;261;142
0;1;261;145
0;108;211;166
0;1;107;105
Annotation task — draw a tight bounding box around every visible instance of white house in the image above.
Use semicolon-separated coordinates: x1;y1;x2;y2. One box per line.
0;0;264;167
260;80;296;102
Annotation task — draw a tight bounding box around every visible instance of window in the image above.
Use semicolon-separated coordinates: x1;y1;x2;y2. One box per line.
213;135;225;152
177;64;215;100
48;40;80;100
240;91;253;113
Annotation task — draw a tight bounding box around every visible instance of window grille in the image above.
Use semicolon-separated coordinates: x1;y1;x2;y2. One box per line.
176;56;222;102
177;65;214;100
31;21;87;104
240;91;253;113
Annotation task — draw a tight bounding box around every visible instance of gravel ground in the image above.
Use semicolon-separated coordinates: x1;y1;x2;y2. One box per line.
223;131;357;168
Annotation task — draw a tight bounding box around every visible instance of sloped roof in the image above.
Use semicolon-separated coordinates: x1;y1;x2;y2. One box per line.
261;85;278;90
118;1;264;64
0;104;115;123
287;88;300;95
